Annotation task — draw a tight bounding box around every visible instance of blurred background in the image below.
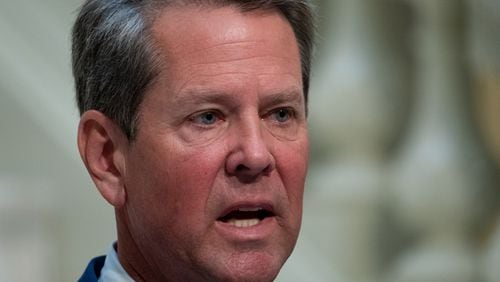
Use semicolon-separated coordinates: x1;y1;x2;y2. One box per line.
0;0;499;281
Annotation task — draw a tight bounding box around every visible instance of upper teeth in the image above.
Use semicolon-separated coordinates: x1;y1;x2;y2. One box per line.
238;207;262;212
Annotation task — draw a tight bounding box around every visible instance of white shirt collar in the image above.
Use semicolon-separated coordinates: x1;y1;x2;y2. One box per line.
98;242;135;282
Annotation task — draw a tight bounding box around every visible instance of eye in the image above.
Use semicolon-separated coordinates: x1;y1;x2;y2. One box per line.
262;107;300;141
190;110;224;126
270;108;294;123
180;109;228;145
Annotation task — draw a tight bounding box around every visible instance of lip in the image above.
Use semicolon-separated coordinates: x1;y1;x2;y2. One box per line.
214;201;278;242
215;216;277;242
218;202;275;220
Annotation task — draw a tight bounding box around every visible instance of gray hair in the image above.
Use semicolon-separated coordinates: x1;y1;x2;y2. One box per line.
72;0;316;139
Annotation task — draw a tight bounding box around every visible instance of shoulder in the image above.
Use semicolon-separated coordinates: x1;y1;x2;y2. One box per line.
78;255;106;282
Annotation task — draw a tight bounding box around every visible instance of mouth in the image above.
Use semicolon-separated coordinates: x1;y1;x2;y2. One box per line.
217;207;275;228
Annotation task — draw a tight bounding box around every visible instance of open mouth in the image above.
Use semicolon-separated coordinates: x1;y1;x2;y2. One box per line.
217;207;274;228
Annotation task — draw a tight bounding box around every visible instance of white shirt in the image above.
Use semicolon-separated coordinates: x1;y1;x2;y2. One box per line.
98;243;135;282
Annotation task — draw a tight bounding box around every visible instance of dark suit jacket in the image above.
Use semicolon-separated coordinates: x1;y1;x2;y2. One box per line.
78;256;106;282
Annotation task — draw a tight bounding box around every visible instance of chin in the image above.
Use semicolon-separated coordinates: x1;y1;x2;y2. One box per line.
212;250;286;282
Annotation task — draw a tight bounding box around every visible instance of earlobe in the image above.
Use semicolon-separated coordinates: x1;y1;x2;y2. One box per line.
78;110;128;208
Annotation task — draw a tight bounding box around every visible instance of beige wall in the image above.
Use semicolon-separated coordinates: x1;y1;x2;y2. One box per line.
0;0;498;281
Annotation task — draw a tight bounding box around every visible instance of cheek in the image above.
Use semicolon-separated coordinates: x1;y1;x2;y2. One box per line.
124;139;228;254
171;144;227;201
127;138;227;220
277;139;309;220
277;137;309;188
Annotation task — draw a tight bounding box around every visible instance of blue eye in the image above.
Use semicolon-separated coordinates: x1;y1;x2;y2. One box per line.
191;111;221;125
200;112;217;124
263;107;300;140
272;108;293;123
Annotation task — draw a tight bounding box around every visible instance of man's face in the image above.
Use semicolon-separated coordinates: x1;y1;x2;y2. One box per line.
120;6;308;281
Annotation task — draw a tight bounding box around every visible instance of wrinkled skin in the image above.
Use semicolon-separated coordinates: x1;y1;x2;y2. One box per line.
80;5;309;282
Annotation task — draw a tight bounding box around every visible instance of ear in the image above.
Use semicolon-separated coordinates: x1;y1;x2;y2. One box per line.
77;110;129;208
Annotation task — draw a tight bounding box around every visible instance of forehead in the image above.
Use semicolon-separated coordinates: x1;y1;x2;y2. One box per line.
150;4;292;41
149;5;300;70
145;5;302;99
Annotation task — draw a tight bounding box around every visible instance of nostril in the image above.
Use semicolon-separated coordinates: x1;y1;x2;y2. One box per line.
262;164;273;175
225;141;275;179
234;163;272;175
235;164;247;172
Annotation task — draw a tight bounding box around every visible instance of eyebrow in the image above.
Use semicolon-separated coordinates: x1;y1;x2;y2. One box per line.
172;89;237;107
258;88;304;108
173;86;303;106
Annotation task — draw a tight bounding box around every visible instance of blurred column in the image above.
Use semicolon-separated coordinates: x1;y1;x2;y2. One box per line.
483;217;500;282
468;0;500;281
388;1;495;281
305;0;410;280
0;177;58;282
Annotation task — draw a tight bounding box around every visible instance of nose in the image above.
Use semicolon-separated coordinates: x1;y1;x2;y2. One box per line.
225;117;275;182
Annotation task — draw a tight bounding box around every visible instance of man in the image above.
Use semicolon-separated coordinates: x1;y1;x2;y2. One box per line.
73;0;314;281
